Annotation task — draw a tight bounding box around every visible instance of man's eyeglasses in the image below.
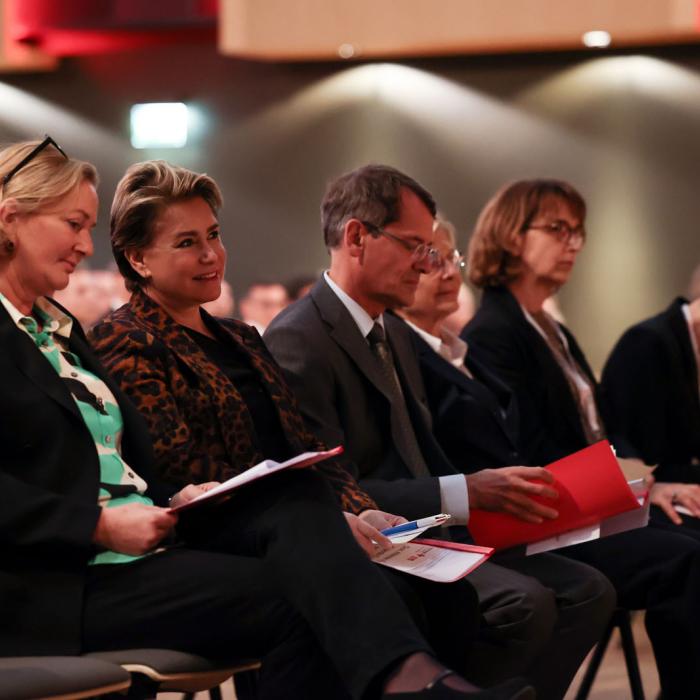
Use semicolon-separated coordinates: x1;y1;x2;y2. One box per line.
361;221;441;270
526;220;586;250
2;135;68;188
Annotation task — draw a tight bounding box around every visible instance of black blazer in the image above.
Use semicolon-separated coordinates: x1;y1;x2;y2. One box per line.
404;320;523;472
462;286;606;466
264;277;459;520
602;297;700;483
0;299;166;656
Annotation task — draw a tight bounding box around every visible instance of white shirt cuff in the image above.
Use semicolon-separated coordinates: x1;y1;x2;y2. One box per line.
439;474;469;525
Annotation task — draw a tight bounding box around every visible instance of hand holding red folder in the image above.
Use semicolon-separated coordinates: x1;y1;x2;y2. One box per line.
468;465;559;523
468;441;644;550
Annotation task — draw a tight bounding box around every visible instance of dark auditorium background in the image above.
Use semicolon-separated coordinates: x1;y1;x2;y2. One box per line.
1;0;700;371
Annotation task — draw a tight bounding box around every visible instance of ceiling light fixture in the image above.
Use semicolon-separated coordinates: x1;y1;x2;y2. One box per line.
338;44;356;59
130;102;188;149
582;30;612;48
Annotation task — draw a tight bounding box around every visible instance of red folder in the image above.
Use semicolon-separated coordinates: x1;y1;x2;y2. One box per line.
468;441;642;550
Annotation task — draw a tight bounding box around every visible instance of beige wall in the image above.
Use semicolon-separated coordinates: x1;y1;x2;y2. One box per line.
1;43;699;370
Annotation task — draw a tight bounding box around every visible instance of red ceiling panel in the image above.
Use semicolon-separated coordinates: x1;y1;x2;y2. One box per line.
8;0;217;55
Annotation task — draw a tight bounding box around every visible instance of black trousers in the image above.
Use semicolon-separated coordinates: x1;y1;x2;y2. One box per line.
82;471;436;700
464;551;615;700
379;568;480;677
649;502;700;541
561;526;700;700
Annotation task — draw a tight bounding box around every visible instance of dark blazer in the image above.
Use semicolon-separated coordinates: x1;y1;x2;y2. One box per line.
89;288;375;514
264;277;460;520
0;298;164;656
602;297;700;483
462;286;606;466
405;320;523;472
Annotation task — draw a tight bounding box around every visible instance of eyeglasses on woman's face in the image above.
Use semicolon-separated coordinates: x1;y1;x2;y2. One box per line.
434;249;465;274
525;219;586;250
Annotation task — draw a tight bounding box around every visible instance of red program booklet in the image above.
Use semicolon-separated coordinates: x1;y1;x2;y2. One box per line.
468;441;647;551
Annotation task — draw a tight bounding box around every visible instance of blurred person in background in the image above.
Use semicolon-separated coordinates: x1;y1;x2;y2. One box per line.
53;267;112;331
239;279;289;333
202;278;235;318
286;273;318;302
97;267;131;310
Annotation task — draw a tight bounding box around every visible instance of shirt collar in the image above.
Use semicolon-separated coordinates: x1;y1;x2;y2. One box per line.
520;303;569;350
404;318;468;367
0;292;73;338
323;270;384;340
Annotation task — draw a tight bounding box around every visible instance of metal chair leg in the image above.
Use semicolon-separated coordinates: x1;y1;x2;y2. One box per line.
126;673;158;700
234;668;260;700
574;613;617;700
618;610;646;700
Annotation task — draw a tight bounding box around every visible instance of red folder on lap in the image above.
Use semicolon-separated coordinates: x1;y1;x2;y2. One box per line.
468;441;644;551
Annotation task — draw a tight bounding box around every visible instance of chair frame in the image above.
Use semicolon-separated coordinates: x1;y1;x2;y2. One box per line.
575;608;645;700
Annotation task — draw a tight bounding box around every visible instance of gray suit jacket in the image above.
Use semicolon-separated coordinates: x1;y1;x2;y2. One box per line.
264;277;459;519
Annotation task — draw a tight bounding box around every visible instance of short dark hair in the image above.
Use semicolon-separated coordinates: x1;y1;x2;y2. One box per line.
241;279;287;296
285;273;318;300
110;160;223;291
321;164;436;249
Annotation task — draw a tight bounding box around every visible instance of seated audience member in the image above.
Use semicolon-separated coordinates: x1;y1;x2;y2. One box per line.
461;178;700;700
427;219;476;337
53;267;112;330
602;293;700;535
86;160;530;700
53;267;130;331
202;278;235;317
687;261;700;301
286;272;318;301
395;217;524;473
101;266;131;309
442;281;476;337
238;278;289;332
264;164;615;700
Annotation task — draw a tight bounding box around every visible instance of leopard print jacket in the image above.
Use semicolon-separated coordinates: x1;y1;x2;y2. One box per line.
89;288;377;514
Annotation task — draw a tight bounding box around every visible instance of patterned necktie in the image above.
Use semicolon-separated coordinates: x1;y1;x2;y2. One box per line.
367;322;430;477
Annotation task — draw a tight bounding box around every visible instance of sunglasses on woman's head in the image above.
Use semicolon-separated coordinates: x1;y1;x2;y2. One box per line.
2;135;68;188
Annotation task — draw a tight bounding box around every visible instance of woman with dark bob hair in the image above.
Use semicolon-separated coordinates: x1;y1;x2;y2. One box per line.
461;178;700;700
89;160;532;700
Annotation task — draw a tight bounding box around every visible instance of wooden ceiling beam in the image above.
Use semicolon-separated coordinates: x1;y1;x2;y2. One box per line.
219;0;700;61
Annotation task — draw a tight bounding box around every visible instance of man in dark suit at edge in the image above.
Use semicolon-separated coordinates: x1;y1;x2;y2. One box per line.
264;165;615;700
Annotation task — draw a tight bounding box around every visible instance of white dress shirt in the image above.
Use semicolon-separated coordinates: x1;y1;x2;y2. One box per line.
323;272;470;524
